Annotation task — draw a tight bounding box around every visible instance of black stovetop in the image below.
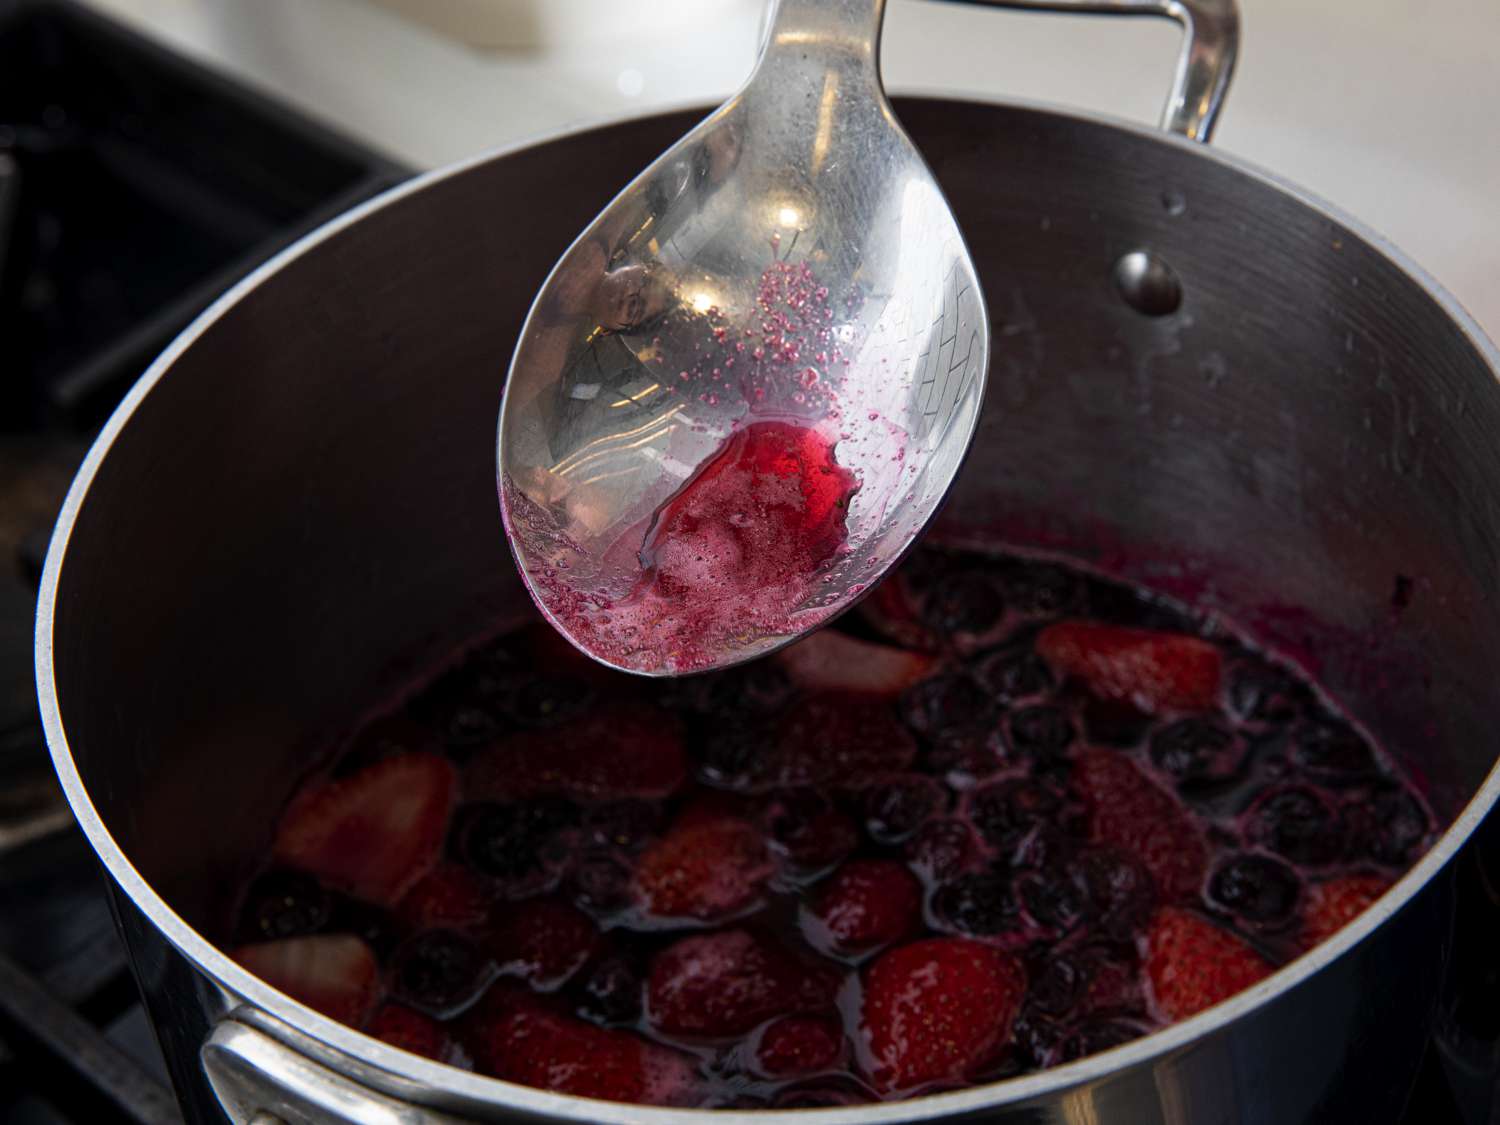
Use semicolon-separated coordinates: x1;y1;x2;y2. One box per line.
0;3;1494;1123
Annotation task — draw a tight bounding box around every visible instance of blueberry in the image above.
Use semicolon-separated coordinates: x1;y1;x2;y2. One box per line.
863;776;945;845
1080;697;1152;748
904;818;975;880
1345;785;1430;867
974;646;1054;703
389;930;489;1016
1018;869;1090;934
1028;955;1086;1019
453;799;578;880
663;662;792;719
1049;1019;1147;1065
922;571;1005;636
1074;847;1155;939
1086;580;1197;632
572;853;634;913
1208;853;1300;923
898;674;993;738
697;728;764;790
1292;718;1377;784
1011;1009;1064;1068
1006;706;1075;760
327;894;398;957
768;789;858;870
1229;662;1312;723
921;729;1002;781
998;560;1080;617
441;704;506;748
584;800;660;852
241;871;330;941
1151;719;1238;783
970;779;1072;855
1248;786;1345;867
573;953;642;1025
501;676;595;728
931;871;1019;936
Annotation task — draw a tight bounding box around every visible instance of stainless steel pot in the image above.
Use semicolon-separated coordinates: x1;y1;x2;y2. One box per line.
35;0;1500;1121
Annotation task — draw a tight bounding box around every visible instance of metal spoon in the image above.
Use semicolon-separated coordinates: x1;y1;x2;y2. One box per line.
497;0;988;676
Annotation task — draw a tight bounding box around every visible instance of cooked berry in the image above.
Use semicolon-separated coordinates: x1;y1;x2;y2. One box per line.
1248;786;1344;867
388;930;488;1015
905;818;977;880
1018;868;1090;934
453;799;577;880
1228;662;1312;723
1345;785;1430;866
1007;706;1075;759
768;790;858;870
1292;719;1376;783
922;571;1004;635
921;729;1002;781
440;704;505;748
326;894;398;957
999;559;1080;616
1151;719;1238;783
970;779;1073;855
585;801;660;851
1050;1019;1146;1064
1073;848;1155;939
573;954;643;1026
974;646;1053;702
1080;697;1152;748
863;777;945;845
1027;954;1086;1019
242;871;331;941
898;674;992;737
1084;580;1196;632
665;662;793;719
696;728;763;790
572;854;634;913
502;676;595;728
1208;854;1300;923
931;871;1019;936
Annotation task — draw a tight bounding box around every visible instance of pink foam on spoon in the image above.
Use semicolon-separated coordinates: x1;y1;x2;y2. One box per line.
557;420;858;673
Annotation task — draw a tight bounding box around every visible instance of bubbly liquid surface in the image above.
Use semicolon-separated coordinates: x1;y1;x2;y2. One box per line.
228;544;1435;1107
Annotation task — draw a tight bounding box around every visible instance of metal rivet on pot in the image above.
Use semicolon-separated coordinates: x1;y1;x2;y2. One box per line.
1113;250;1183;317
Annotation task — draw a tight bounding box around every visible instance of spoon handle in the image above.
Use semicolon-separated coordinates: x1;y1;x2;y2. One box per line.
755;0;889;89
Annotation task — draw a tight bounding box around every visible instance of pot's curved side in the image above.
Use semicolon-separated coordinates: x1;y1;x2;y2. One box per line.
38;99;1500;1124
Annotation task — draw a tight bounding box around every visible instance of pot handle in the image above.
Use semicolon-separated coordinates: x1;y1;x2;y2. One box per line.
931;0;1239;142
202;1010;468;1124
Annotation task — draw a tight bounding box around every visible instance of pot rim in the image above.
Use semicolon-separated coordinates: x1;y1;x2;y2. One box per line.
35;94;1500;1122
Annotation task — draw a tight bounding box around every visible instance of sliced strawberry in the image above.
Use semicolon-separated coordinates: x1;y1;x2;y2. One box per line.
805;859;922;955
394;864;493;934
1301;874;1391;950
465;984;695;1105
368;1003;452;1062
646;929;841;1037
1074;749;1208;902
859;938;1025;1094
488;899;601;990
1036;621;1222;714
767;692;918;791
234;934;379;1026
634;815;772;921
775;631;936;697
754;1015;844;1077
464;703;686;803
1142;907;1273;1021
273;753;455;907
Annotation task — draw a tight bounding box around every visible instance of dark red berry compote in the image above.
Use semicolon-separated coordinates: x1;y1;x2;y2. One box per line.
228;545;1435;1107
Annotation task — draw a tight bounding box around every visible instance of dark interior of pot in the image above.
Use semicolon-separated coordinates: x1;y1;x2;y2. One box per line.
48;100;1500;949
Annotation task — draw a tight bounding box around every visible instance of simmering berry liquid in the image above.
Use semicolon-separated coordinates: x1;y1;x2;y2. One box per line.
229;544;1434;1107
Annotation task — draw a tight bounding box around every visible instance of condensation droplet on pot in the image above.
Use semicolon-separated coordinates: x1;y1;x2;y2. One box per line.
1161;189;1187;216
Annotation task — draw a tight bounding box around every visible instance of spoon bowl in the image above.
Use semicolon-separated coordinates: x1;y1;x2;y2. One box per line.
498;0;989;675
